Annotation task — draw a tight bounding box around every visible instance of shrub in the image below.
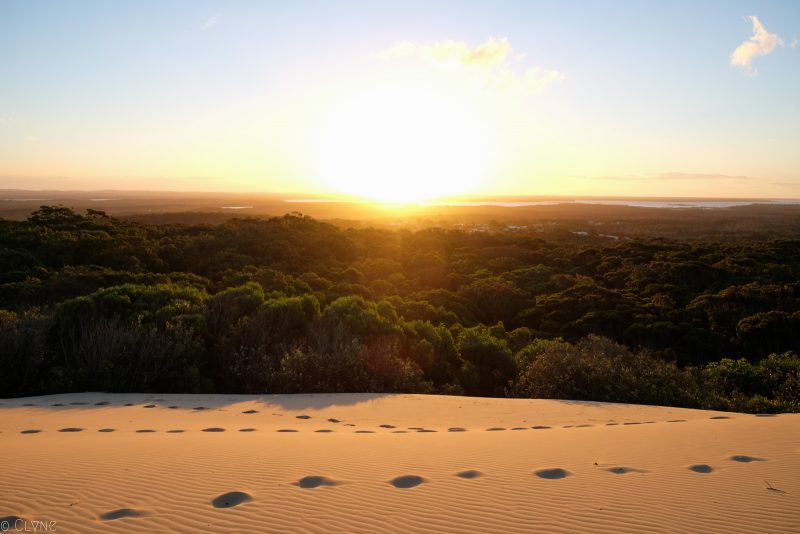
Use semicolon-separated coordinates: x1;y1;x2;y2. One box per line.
510;335;700;407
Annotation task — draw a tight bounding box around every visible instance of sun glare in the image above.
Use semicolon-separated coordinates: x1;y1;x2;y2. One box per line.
314;86;487;203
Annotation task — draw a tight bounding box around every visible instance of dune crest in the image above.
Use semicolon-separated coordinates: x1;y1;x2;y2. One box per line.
1;393;798;533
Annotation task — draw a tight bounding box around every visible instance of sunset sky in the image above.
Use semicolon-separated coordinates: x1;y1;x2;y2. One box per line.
1;0;799;201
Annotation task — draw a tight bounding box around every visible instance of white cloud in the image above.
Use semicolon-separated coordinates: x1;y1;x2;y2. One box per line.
384;37;564;94
729;16;783;74
388;37;511;66
791;35;798;49
203;14;220;31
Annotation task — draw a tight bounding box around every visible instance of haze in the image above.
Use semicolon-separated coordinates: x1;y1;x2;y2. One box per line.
1;0;799;201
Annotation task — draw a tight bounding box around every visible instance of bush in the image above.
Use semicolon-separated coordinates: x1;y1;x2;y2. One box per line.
0;310;48;396
703;352;800;412
510;335;700;407
277;336;430;393
457;326;516;397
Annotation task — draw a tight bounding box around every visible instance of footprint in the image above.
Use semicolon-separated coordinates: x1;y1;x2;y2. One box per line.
576;424;594;428
315;429;333;433
296;415;311;420
710;416;730;420
754;413;777;417
239;428;256;432
729;455;765;463
390;475;426;488
408;427;424;430
124;403;135;407
605;467;642;474
211;491;252;509
532;425;551;430
94;401;111;406
344;423;356;427
417;429;437;433
486;427;506;431
456;470;483;479
193;406;207;411
242;410;259;414
535;468;570;479
327;418;341;423
168;406;179;409
688;464;713;473
392;430;408;433
606;423;619;426
296;476;339;489
58;427;84;433
379;424;396;428
202;427;225;432
277;429;298;433
666;420;686;423
98;428;116;433
99;508;145;521
51;403;65;407
511;427;528;431
167;430;185;433
448;427;467;432
563;425;574;428
143;404;156;408
136;429;156;433
623;422;642;425
20;429;42;434
355;430;375;434
69;402;87;406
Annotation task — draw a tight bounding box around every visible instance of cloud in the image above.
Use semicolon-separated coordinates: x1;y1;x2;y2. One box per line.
652;172;752;181
203;14;220;30
388;37;511;66
384;37;564;94
600;172;753;182
729;16;783;74
791;35;798;49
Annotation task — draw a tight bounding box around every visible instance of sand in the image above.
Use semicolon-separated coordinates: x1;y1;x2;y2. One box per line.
1;393;798;533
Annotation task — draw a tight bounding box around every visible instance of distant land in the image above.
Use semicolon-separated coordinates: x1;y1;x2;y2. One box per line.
3;190;800;240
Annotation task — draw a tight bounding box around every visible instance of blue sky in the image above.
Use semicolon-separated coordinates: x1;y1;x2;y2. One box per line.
1;0;798;198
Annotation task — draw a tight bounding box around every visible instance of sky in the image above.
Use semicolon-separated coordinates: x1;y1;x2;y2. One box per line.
1;0;799;200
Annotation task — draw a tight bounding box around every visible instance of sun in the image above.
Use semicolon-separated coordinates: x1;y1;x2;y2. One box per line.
314;86;487;203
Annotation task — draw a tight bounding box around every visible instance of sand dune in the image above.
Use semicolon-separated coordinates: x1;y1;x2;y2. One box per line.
1;393;798;533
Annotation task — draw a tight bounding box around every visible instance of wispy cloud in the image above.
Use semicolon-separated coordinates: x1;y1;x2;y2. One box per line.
601;172;753;182
729;16;783;74
388;37;511;66
791;35;798;49
203;14;220;31
652;172;752;181
384;37;564;94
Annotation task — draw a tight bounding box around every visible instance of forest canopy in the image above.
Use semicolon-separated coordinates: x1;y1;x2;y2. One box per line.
1;206;798;412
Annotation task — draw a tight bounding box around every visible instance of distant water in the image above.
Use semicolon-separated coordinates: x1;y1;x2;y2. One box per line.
285;198;800;209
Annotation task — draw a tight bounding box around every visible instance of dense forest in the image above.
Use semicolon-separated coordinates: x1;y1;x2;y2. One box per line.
1;205;798;412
